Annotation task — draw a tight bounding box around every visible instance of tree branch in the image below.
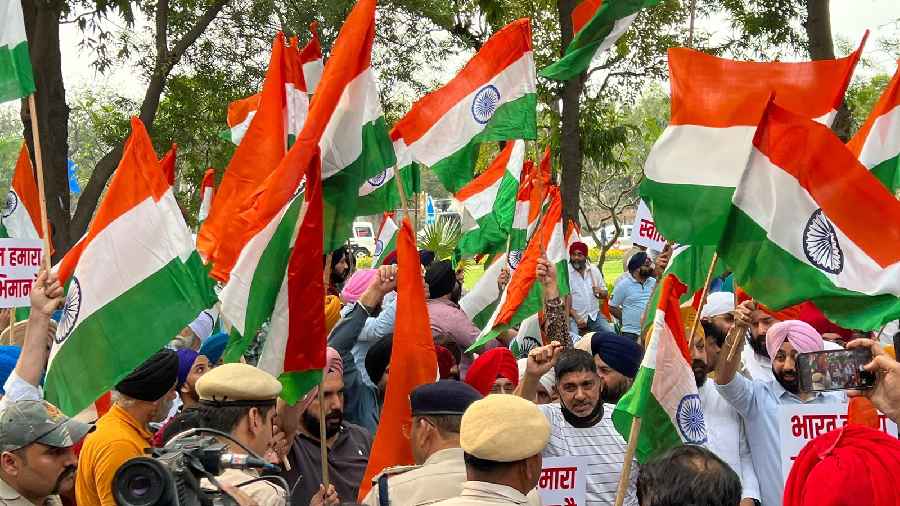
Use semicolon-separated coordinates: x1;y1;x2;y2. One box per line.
155;0;169;62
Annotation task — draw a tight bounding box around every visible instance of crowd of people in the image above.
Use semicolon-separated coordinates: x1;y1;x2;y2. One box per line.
0;242;898;506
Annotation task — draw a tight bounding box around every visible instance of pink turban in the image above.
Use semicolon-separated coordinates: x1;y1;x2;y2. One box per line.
766;320;823;360
299;347;344;412
340;269;376;305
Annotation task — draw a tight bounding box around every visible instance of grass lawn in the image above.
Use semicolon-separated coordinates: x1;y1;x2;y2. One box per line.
463;258;626;292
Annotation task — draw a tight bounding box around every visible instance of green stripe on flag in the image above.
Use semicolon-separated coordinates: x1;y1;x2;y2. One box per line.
458;173;520;256
356;163;421;217
639;178;735;246
540;0;659;81
324;117;396;252
45;255;211;415
612;367;682;463
719;207;900;330
430;94;537;193
0;41;35;103
871;154;900;193
279;369;324;406
224;197;304;362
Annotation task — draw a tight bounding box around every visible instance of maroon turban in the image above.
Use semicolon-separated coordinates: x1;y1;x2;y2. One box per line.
569;241;588;257
784;424;900;506
464;348;519;396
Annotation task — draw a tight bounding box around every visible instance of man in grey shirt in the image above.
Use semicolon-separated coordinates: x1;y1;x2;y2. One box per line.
716;304;844;506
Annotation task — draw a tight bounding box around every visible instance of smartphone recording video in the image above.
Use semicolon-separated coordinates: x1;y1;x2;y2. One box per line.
798;347;875;393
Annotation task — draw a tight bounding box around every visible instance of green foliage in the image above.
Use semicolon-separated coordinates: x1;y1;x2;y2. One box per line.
845;73;891;137
417;215;460;261
356;255;374;269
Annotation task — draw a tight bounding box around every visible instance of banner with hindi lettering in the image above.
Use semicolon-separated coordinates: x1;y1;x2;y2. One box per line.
0;239;42;308
631;200;667;251
778;403;899;482
537;456;588;506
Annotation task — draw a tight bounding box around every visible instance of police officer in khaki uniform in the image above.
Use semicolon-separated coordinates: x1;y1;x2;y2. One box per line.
195;363;287;506
432;395;550;506
0;400;92;506
363;380;482;506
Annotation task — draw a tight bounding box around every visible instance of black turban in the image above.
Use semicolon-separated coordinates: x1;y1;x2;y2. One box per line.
115;349;179;402
425;260;456;299
365;336;393;386
627;252;649;273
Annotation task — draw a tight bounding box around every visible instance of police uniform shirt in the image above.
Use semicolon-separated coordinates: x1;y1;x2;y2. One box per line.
431;481;531;506
201;468;286;506
362;447;467;506
0;475;62;506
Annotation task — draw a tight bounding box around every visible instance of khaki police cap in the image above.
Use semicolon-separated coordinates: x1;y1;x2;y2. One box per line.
196;363;281;405
460;395;549;462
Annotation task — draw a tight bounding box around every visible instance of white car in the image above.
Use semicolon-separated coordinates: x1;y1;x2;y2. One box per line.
348;221;376;257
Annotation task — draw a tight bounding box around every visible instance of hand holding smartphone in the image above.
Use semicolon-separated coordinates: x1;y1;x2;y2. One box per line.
798;347;876;393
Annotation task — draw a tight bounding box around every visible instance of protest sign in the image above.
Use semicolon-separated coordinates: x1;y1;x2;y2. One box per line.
631;200;666;251
537;456;588;506
778;403;899;482
0;239;41;308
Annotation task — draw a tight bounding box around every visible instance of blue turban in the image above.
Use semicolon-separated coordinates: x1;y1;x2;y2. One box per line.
590;332;643;379
199;332;229;364
0;346;20;394
176;349;199;390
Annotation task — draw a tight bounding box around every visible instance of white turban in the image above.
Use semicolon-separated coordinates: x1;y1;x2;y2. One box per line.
701;292;735;319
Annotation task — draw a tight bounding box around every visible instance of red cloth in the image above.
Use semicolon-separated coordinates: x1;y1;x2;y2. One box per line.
435;345;456;379
464;348;519;396
784;424;900;506
735;287;804;321
798;302;853;340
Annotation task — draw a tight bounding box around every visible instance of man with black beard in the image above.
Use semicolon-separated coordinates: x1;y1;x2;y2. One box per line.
610;252;657;341
518;344;639;505
691;316;759;506
283;348;372;505
716;311;844;506
736;299;779;382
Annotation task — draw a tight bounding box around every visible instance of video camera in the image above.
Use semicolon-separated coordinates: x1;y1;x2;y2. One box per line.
112;434;281;506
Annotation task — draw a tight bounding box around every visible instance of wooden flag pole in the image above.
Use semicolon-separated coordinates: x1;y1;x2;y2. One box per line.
6;310;15;346
317;383;330;490
27;95;53;269
688;252;718;349
394;165;410;223
614;416;642;506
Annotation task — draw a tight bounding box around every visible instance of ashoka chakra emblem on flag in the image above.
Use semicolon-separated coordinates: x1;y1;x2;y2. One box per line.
802;208;844;275
56;277;82;345
471;85;501;125
373;239;384;257
507;250;524;270
675;393;707;444
2;191;17;219
367;170;388;188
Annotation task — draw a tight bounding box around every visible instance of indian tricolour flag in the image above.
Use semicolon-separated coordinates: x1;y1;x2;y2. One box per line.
456;140;525;256
318;0;395;252
468;186;569;351
218;0;381;403
847;61;900;194
371;213;398;266
509;147;551;259
613;274;706;462
355;135;421;217
0;0;35;103
299;21;324;93
718;101;900;331
45;118;215;415
541;0;660;81
460;253;508;329
198;168;215;223
392;19;537;193
640;43;864;246
0;144;43;240
201;33;306;278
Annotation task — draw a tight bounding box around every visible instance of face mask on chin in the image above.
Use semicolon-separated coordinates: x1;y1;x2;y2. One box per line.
560;395;604;428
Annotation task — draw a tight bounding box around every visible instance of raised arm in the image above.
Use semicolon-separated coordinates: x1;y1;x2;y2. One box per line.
716;300;753;386
15;268;64;389
515;342;563;402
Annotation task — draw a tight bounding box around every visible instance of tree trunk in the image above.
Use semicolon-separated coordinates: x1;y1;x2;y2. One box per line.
558;0;585;225
805;0;852;140
20;1;72;261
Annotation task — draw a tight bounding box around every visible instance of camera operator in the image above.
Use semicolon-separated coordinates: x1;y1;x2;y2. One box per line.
0;400;92;506
194;363;287;506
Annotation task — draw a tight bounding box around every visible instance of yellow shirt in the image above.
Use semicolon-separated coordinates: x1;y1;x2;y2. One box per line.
75;404;152;506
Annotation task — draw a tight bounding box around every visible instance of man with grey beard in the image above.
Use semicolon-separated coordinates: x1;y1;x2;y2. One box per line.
76;350;179;506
